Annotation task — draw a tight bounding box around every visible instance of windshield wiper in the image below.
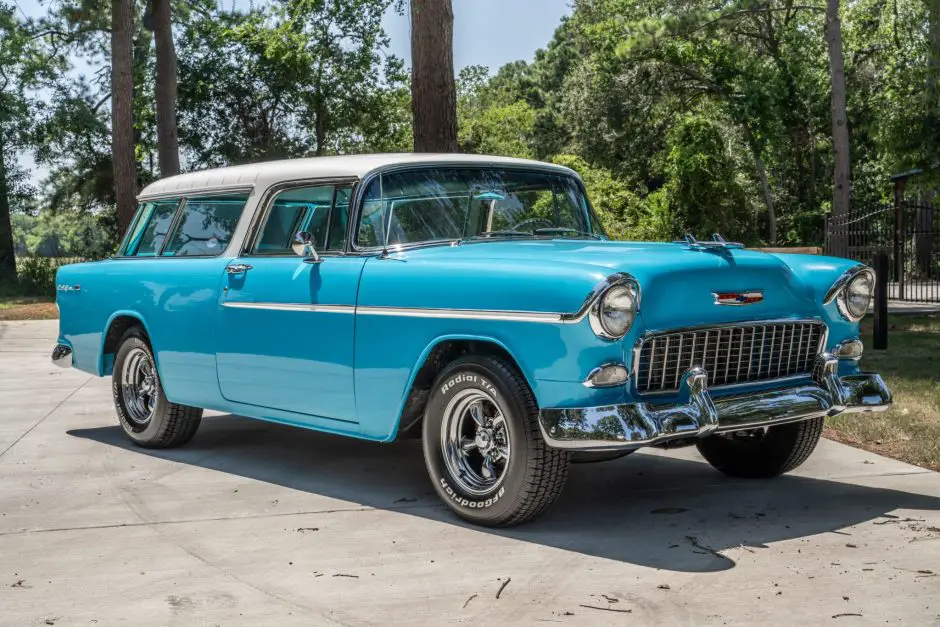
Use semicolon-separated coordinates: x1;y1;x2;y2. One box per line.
464;229;538;241
533;227;605;240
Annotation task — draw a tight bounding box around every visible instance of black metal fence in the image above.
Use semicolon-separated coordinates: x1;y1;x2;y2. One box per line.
826;201;939;303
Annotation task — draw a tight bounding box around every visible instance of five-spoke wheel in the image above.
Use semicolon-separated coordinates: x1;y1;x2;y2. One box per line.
441;390;511;496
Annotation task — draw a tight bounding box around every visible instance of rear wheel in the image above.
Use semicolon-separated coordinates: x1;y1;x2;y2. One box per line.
112;328;202;448
422;355;569;527
695;417;824;478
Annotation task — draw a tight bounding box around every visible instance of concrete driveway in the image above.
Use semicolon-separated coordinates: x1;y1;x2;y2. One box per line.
1;320;939;626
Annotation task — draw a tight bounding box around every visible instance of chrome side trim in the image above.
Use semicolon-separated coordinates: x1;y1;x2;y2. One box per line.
222;302;355;314
539;359;892;452
356;306;565;323
52;344;72;368
219;274;641;324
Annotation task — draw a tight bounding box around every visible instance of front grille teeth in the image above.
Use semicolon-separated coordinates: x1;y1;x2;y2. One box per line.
635;322;825;394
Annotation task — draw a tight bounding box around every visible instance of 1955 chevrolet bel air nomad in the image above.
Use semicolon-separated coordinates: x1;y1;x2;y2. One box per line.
53;153;892;526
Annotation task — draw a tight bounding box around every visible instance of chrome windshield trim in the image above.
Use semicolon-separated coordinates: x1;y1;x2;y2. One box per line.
222;302;355;314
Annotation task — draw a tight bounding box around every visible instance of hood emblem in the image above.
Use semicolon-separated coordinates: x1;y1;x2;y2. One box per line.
713;290;764;306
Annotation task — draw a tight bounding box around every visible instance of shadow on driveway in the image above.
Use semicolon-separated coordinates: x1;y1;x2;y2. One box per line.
69;414;940;574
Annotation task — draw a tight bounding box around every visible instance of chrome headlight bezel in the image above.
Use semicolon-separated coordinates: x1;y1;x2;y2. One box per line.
824;265;875;322
589;278;640;340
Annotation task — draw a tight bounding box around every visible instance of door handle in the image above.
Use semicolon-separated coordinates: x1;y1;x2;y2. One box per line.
226;264;253;275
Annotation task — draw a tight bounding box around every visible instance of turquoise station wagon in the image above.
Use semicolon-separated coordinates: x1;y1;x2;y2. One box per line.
53;154;892;526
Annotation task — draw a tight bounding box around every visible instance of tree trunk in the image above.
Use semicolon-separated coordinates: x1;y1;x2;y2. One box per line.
410;0;458;153
826;0;851;255
926;0;940;159
0;139;17;285
153;0;180;177
112;0;137;237
741;121;777;245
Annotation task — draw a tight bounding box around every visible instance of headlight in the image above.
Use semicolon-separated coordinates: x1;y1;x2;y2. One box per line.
590;283;638;339
825;265;875;322
843;272;874;320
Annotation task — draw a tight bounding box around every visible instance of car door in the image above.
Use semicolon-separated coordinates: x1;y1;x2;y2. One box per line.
215;183;365;424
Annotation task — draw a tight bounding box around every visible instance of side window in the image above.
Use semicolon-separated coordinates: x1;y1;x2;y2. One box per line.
163;195;248;257
252;185;350;255
124;199;180;257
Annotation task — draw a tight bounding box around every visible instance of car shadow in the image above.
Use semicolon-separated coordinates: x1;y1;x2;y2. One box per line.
68;414;940;573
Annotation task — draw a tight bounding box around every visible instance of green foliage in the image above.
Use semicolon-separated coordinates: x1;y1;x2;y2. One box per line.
453;0;940;244
14;255;60;296
177;0;408;167
13;210;117;258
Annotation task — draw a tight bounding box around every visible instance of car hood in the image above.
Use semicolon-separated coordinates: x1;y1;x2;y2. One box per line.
391;240;845;329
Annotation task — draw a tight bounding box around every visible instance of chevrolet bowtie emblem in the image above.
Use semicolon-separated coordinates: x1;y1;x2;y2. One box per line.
713;290;764;305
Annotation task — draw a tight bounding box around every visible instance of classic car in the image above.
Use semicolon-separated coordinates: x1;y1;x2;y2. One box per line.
53;153;892;527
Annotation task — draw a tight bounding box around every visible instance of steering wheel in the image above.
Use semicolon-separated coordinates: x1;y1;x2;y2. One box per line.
508;217;555;233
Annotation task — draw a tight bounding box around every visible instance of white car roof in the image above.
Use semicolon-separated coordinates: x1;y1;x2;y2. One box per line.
137;153;580;200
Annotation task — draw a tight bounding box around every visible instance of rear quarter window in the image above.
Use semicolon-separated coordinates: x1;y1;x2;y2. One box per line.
163;196;249;257
123;199;181;256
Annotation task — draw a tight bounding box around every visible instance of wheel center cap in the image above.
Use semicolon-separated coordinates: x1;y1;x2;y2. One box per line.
475;430;493;452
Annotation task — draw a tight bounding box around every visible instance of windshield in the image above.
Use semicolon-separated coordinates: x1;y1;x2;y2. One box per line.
356;167;605;248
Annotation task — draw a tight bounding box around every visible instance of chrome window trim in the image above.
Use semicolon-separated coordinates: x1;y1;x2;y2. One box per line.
241;176;361;258
630;318;829;396
114;192;252;260
348;163;604;253
137;185;256;203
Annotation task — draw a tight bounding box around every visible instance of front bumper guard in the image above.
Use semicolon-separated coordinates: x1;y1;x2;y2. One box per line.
538;353;892;452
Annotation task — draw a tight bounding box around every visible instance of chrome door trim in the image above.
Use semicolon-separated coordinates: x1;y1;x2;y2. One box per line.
355;306;566;323
222;302;355;314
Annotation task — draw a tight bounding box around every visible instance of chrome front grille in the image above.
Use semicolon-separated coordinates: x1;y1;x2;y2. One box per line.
635;321;825;394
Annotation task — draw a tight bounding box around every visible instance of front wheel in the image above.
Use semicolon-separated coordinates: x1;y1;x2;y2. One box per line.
112;328;203;449
695;417;824;478
422;355;569;527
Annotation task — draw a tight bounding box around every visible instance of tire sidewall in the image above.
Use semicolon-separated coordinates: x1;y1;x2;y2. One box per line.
422;357;533;523
112;331;168;445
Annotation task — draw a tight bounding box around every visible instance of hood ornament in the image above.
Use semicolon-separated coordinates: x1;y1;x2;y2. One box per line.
713;290;764;306
677;233;744;251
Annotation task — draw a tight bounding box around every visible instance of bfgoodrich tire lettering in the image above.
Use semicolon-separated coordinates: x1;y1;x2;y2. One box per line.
695;416;825;478
112;328;203;449
422;355;569;527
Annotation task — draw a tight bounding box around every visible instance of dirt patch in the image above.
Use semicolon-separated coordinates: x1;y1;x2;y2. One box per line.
0;299;58;321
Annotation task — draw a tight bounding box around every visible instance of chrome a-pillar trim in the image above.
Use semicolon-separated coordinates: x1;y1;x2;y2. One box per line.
51;344;72;368
538;355;892;452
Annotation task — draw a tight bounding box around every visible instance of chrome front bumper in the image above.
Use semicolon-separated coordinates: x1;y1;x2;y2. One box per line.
538;353;892;452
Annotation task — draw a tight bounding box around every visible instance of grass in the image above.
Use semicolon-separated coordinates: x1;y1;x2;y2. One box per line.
825;314;940;471
0;296;58;321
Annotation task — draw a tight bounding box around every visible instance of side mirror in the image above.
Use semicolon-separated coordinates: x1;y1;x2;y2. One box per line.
292;231;322;264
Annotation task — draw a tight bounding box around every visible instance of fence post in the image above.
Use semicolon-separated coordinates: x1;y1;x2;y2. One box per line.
873;250;888;350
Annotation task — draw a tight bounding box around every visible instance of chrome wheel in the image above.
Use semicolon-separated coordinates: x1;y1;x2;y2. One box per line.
120;347;158;426
440;389;511;496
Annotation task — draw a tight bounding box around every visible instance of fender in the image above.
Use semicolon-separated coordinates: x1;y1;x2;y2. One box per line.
98;310;160;378
385;333;537;442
